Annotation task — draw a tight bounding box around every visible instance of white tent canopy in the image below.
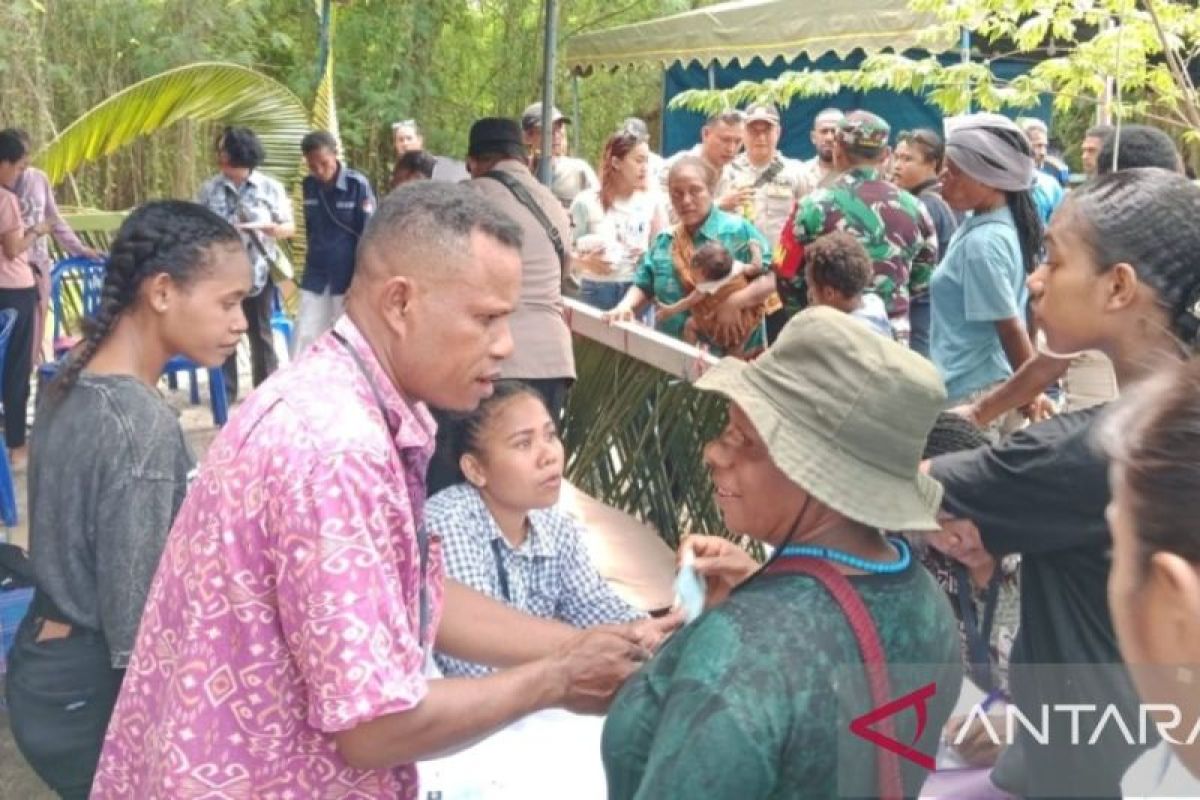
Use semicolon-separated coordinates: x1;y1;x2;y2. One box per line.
564;0;953;73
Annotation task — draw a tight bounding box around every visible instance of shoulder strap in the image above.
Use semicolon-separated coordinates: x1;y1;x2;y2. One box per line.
484;169;568;271
765;557;905;800
753;159;786;189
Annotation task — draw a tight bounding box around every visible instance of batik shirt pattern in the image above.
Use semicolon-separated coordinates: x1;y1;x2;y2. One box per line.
783;166;938;336
92;316;443;800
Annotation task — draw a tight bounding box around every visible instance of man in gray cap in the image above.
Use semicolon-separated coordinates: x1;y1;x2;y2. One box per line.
521;102;599;209
728;103;810;243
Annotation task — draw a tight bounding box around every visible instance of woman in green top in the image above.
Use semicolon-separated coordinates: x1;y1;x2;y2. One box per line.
605;156;775;353
601;306;962;799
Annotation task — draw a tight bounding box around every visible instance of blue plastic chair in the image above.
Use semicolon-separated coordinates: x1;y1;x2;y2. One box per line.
41;257;229;426
271;288;294;356
0;309;21;528
50;256;106;357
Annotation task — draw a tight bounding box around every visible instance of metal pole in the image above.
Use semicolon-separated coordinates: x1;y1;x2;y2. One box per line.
571;72;582;156
960;27;971;114
539;0;559;186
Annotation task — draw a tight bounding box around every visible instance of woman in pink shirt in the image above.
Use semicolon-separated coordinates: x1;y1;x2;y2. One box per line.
0;131;51;464
7;129;98;364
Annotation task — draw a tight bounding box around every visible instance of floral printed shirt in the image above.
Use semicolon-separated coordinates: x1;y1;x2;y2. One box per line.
92;315;444;800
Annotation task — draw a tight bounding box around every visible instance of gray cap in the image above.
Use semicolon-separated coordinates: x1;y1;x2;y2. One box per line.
620;117;650;142
521;102;567;131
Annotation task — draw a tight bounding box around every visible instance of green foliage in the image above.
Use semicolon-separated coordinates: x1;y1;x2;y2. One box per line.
671;0;1200;141
2;0;694;204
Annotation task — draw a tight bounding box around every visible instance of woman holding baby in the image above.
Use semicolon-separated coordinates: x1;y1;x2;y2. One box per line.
605;156;776;355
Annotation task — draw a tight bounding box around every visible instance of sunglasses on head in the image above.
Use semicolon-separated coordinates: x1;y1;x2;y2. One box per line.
392;119;417;131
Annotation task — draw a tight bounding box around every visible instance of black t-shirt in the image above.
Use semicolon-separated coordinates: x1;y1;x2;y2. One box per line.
930;407;1150;798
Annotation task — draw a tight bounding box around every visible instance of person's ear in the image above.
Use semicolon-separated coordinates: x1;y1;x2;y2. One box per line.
145;272;173;314
1106;262;1139;312
460;453;486;488
379;275;415;336
1145;551;1200;659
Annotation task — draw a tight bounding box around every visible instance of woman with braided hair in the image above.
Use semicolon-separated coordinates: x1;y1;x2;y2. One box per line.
5;200;252;799
926;168;1200;797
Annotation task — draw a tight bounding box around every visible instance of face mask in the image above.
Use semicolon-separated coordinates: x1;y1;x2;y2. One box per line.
674;548;707;624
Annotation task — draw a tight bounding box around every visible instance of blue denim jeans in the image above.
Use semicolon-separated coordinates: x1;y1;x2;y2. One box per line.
580;280;632;312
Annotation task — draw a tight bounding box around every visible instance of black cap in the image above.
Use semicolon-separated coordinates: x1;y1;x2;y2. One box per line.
467;118;526;160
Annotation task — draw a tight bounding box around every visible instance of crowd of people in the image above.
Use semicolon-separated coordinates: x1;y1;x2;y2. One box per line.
1;91;1199;800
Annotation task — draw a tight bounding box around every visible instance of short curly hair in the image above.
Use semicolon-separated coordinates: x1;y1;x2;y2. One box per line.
805;231;873;298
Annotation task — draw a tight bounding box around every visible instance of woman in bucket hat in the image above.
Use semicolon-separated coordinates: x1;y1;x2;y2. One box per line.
601;306;962;799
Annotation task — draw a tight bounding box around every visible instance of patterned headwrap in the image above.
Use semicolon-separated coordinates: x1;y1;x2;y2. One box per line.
944;113;1036;193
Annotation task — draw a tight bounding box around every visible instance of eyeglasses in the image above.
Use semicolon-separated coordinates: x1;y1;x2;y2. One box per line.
898;129;942;148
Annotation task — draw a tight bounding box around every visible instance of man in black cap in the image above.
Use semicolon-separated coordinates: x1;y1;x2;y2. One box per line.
422;118;575;497
521;102;598;209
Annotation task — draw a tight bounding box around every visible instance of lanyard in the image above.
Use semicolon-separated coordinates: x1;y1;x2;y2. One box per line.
954;563;1000;693
331;329;430;648
490;539;512;603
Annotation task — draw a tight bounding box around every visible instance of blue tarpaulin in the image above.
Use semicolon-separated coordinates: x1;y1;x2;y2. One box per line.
662;52;1051;159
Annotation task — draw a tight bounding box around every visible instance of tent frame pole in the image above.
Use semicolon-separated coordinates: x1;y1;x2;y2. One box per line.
539;0;559;186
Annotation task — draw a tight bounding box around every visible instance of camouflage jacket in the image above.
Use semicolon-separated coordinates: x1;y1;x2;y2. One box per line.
782;166;938;332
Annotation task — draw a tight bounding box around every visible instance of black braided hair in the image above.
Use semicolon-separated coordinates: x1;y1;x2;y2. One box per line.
922;412;990;460
440;380;547;485
1005;188;1043;275
1064;168;1200;349
48;200;241;400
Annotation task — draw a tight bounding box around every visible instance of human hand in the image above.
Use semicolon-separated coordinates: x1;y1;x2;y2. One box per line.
945;712;1006;767
549;628;649;715
712;301;744;343
602;306;636;325
599;611;683;654
947;402;984;428
1020;393;1056;422
654;300;682;322
679;535;757;609
78;247;100;260
717;186;755;212
31;220;53;237
576;252;615;277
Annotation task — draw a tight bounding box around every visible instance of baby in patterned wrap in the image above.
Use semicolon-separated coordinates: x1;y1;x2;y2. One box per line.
655;241;766;357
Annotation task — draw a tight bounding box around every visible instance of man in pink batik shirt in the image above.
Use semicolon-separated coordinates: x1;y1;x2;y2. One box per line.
92;183;662;798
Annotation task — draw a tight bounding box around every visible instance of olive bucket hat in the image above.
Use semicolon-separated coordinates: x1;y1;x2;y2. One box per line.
695;306;946;532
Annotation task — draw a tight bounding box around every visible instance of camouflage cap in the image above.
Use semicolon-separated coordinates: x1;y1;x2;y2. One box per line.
838;111;891;157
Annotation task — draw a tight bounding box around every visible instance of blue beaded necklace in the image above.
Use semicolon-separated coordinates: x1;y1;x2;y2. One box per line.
779;535;911;575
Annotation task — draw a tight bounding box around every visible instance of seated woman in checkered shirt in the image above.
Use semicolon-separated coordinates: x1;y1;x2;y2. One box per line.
428;381;645;677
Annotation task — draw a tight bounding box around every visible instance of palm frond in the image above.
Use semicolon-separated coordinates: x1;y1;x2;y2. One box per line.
34;62;310;186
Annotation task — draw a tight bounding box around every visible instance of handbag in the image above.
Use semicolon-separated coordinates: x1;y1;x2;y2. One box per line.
765;556;906;800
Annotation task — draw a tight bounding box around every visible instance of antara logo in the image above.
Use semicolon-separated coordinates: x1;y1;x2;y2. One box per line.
849;682;938;771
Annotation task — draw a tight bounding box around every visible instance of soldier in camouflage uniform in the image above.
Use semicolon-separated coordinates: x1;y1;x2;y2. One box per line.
778;110;938;346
